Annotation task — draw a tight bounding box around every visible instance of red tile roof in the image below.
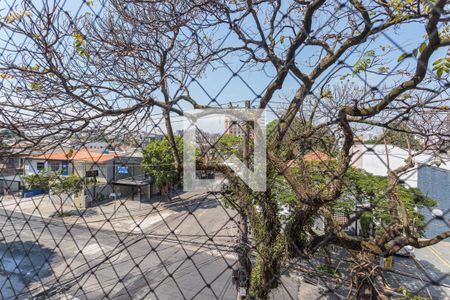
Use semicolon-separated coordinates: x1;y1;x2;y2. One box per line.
28;149;116;163
303;151;331;162
286;152;332;167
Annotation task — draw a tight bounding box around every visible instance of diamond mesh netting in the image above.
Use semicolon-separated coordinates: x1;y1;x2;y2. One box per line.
0;0;449;299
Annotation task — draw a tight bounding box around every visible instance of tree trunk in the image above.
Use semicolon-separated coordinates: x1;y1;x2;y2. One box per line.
249;193;284;299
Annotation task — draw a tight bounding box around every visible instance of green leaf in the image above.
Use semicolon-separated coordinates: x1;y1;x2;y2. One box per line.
397;53;408;62
74;32;90;59
321;89;333;99
353;50;376;74
30;82;43;90
419;42;427;53
30;64;40;71
433;58;444;65
401;93;412;99
365;50;375;57
378;66;390;73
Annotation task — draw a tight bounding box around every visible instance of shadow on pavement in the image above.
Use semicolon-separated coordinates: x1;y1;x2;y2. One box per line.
386;255;450;299
61;208;99;218
163;195;219;213
0;240;56;299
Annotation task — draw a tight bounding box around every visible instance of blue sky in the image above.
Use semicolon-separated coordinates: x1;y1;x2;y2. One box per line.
1;0;448;136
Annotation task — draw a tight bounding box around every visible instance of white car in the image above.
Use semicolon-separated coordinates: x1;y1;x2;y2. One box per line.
432;208;444;218
279;204;290;217
396;245;415;257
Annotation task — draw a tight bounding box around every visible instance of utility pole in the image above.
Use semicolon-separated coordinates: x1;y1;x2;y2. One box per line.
236;100;251;299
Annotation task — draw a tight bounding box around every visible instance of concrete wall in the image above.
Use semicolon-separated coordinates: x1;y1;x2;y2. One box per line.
24;159;68;176
417;165;450;240
0;157;23;176
0;178;21;193
72;161;114;182
83;183;115;206
24;159;42;175
82;183;150;207
351;143;450;188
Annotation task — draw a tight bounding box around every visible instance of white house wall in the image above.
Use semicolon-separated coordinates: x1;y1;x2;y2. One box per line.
24;159;45;175
73;162;114;183
351;144;450;188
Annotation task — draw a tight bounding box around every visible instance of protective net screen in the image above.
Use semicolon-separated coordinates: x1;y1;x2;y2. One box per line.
0;1;449;299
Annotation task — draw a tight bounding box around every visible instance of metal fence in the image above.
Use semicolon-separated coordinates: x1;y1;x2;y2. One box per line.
0;0;449;299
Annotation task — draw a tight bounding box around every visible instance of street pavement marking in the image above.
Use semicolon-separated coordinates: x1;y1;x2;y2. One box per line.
79;243;108;256
131;211;172;233
428;246;450;269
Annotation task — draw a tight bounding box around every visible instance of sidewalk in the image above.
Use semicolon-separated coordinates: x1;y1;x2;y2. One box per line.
0;191;210;233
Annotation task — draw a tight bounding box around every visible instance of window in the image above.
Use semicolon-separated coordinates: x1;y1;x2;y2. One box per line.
36;162;45;172
61;161;69;175
49;161;60;173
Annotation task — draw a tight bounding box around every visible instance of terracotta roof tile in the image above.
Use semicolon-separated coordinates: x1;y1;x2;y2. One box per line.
303;151;331;162
285;152;331;168
28;149;116;163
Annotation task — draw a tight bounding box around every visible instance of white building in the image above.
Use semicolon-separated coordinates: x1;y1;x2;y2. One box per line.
351;143;450;188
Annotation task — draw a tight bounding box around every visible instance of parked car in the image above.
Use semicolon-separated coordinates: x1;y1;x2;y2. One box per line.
432;208;444;219
396;245;415;257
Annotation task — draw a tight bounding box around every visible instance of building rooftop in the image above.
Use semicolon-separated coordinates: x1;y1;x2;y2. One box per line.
303;151;331;162
286;151;332;167
28;149;117;163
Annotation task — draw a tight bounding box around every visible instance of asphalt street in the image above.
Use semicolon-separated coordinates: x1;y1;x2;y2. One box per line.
0;194;239;299
1;193;449;299
389;242;450;299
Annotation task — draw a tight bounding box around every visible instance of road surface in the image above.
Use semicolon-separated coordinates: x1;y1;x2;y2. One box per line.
0;194;238;299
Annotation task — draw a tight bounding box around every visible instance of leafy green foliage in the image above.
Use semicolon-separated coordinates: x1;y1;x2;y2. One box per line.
359;212;373;238
398;287;424;300
432;57;450;78
141;137;183;189
23;172;82;195
377;66;390;73
211;134;243;161
353;50;375;74
335;167;435;234
273;161;435;234
397;52;411;62
51;174;83;195
317;265;341;277
398;33;450;78
22;172;53;190
30;82;43;90
398;41;427;63
74;32;90;59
